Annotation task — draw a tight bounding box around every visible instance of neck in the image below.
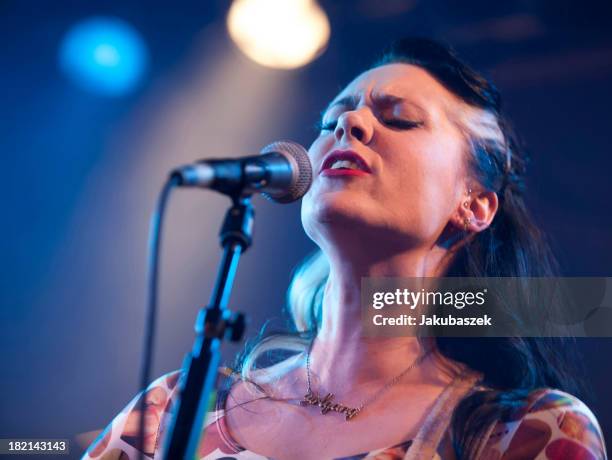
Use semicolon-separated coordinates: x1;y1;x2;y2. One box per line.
309;244;455;391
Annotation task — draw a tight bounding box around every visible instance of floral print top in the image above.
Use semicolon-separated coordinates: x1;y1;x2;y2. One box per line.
83;370;607;459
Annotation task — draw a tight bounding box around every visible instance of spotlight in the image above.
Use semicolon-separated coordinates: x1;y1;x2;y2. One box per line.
227;0;330;69
59;17;148;96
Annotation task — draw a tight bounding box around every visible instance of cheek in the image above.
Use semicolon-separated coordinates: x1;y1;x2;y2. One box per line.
300;136;325;241
422;144;464;222
300;134;347;218
384;134;464;227
300;181;332;235
300;193;313;232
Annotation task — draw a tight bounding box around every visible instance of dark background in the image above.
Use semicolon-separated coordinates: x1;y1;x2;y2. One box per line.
1;0;611;457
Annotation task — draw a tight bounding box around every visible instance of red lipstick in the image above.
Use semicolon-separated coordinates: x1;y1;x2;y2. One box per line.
320;150;372;177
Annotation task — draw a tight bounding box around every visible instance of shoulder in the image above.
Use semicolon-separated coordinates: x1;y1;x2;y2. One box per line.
482;388;607;460
83;369;236;460
222;353;304;411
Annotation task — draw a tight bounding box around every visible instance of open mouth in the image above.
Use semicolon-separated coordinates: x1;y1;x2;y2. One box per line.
320;151;371;174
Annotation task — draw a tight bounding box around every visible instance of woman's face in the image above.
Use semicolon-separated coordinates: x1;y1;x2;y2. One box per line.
301;63;470;252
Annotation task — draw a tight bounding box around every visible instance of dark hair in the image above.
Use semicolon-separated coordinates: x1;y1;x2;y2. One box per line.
377;37;584;458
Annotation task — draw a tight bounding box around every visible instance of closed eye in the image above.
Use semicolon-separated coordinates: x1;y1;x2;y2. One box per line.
315;118;422;133
316;119;337;132
382;119;423;130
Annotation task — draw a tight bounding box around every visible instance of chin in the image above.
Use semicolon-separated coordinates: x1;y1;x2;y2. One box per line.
302;197;372;245
306;191;366;221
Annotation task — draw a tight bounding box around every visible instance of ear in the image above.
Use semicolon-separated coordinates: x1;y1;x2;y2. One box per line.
454;189;499;233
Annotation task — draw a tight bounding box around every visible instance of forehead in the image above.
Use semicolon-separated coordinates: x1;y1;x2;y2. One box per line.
333;63;460;113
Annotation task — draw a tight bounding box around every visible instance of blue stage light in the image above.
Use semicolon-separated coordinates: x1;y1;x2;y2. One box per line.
59;17;148;96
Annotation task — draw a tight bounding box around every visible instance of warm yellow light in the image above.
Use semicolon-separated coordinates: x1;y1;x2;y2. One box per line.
227;0;330;69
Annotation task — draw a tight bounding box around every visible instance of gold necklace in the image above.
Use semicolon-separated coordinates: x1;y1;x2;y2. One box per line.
300;342;430;421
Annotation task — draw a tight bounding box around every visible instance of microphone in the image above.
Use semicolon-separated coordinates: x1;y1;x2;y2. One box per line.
171;140;312;203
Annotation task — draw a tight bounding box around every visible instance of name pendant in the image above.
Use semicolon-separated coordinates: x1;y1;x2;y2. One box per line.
300;391;361;421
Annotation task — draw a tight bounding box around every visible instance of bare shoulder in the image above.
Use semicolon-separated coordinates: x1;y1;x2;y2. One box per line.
220;355;308;451
226;354;305;413
225;353;305;406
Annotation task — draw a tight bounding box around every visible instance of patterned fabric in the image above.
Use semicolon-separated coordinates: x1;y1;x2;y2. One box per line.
83;370;607;460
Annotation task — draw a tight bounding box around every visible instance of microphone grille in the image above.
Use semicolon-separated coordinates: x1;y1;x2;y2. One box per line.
260;140;312;203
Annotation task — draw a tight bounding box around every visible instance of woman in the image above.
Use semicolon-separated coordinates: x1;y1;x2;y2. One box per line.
84;38;607;459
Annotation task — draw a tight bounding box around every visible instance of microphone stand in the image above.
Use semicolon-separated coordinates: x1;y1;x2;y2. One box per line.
162;194;250;459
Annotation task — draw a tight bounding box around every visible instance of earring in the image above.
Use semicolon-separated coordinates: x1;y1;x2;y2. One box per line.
463;188;472;208
462;188;473;231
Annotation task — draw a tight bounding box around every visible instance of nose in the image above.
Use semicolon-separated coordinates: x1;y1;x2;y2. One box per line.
334;109;373;145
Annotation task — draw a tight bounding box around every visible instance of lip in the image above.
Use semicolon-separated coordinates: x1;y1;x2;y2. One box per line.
320;150;372;175
321;168;370;177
